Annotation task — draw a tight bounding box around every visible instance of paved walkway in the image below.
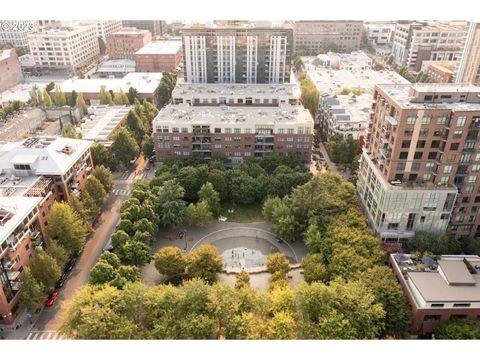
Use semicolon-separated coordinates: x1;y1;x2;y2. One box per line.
141;221;309;288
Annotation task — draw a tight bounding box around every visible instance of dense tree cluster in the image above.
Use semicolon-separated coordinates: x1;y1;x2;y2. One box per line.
156;72;177;108
404;230;480;257
111;100;159;165
60;277;387;339
297;72;319;118
434;319;480;339
323;135;361;167
0;100;23;120
263;173;412;338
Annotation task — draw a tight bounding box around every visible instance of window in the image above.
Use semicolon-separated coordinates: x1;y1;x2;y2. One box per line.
234;128;241;134
404;129;413;137
225;128;232;133
447;154;456;162
423;315;441;323
399;152;408;159
453;130;462;139
401;140;411;148
407;115;416;125
430;304;444;308
431;140;440;148
425;162;434;170
469;175;477;183
428;152;437;160
181;128;188;133
417;140;426;148
278;128;284;134
412;163;420;171
465;185;474;194
423;174;432;181
439;176;449;185
172;127;179;133
457;116;466;127
444;165;452;174
450;143;459;150
473;165;480;172
419;129;429;137
414;152;423;159
436;116;447;125
397;163;406;171
214;128;221;133
422;115;431;124
453;304;471;308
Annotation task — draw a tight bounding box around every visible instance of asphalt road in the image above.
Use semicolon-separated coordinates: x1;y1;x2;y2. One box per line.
30;158;152;333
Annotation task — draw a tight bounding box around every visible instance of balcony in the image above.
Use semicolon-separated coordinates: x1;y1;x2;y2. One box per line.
380;148;391;160
6;270;21;281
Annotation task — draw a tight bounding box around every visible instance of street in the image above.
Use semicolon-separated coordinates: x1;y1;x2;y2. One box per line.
21;157;155;339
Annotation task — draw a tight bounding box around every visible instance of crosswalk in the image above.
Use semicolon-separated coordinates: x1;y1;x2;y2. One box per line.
117;171;150;181
25;331;68;340
111;188;132;197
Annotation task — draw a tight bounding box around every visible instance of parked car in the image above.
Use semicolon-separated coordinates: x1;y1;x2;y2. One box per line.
45;291;58;307
54;274;67;290
102;243;114;253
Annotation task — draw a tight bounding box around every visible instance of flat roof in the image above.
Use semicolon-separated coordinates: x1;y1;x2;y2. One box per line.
423;60;456;74
97;59;136;73
0;136;92;176
136;41;182;55
378;83;480;111
110;28;151;35
59;72;162;95
0;49;14;61
392;254;480;303
0;196;43;244
172;82;301;99
77;106;131;141
153;104;313;128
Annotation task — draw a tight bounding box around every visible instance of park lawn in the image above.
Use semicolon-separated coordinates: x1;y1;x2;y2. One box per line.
219;202;264;223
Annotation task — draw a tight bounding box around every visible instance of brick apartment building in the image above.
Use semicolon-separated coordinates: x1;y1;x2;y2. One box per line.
421;61;456;83
135;41;182;72
358;83;480;241
0;49;24;93
153;83;313;165
106;28;152;60
390;253;480;336
0;136;93;324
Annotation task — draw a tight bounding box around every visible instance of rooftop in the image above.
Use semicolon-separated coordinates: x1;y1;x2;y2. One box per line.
110;28;151;36
97;59;136;74
172;82;300;99
391;253;480;303
377;83;480;110
0;49;14;62
29;22;96;36
77;106;132;142
59;72;163;95
0;196;43;245
422;60;457;74
153;104;313;128
0;136;92;176
136;41;182;55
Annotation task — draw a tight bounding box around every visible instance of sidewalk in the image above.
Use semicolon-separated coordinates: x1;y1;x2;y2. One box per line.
0;309;39;340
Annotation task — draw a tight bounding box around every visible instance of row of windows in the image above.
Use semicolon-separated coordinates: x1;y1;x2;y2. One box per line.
160;128;311;135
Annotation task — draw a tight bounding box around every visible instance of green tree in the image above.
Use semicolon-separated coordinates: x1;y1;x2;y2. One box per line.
198;182;221;216
113;90;130;105
266;253;290;276
235;270;250;289
54;85;67;106
69;192;88;222
154;179;186;228
47;202;87;254
112;230;131;249
132;230;153;246
76;92;88;114
119;241;151;267
434;319;480;339
156;81;172;108
84;175;107;208
45;81;55;93
90;143;117;170
46;242;69;269
187;245;223;284
127;87;139;105
111;128;140;166
265;311;297;340
69;90;78;107
90;261;116;285
82;191;101;221
405;231;461;255
61;123;82;139
184;201;213;227
133;218;157;237
30;251;61;290
295;279;385;339
43;88;53;107
154;246;188;278
59;284;139;339
117;219;135;236
125;110;146;145
141;135;154;158
362;266;411;338
93;165;113;193
207;169;228;200
19;268;45;311
99;86;113;105
301;253;329;284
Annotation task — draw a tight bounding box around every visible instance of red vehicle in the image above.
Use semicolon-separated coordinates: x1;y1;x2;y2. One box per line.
45;291;58;307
